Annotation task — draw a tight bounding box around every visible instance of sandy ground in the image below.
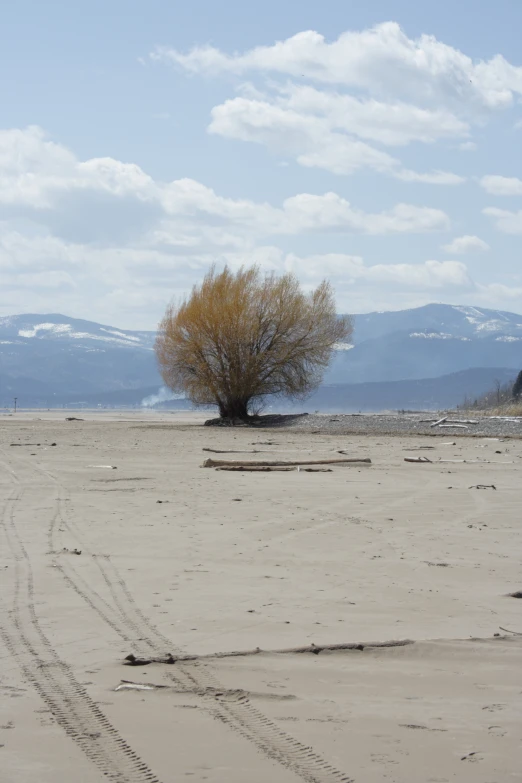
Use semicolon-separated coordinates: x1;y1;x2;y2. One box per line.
1;410;521;783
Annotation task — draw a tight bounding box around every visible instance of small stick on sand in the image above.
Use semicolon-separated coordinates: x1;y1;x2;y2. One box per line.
404;457;432;463
123;638;413;666
203;448;268;454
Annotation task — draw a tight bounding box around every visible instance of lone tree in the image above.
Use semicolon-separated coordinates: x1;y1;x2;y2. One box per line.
155;265;352;421
513;370;522;400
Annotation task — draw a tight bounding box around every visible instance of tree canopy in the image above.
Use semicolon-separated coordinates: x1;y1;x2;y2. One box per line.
155;265;352;420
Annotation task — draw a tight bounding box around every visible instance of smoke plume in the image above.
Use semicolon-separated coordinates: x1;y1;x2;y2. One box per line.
141;387;184;407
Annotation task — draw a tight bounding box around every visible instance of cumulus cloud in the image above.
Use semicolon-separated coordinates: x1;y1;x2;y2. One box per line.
483;207;522;235
285;254;473;290
480;175;522;196
477;282;522;300
248;85;469;147
152;24;522;183
151;23;522;185
282;194;449;233
153;23;522;111
0;125;519;325
208;96;465;183
0;127;450;241
442;235;490;254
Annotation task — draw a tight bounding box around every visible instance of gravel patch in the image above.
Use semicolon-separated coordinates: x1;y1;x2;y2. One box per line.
278;413;522;439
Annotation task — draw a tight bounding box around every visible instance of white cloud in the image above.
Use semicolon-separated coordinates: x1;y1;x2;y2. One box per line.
480;175;522;196
442;235;490;254
0;127;450;239
264;85;469;146
0;270;75;289
483;207;522;235
394;169;464;185
285;254;473;289
1;125;519;326
282;193;450;233
152;23;522;185
477;282;522;300
153;23;522;111
209;96;464;183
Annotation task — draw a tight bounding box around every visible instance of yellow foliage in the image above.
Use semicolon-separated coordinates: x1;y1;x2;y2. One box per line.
155;265;352;419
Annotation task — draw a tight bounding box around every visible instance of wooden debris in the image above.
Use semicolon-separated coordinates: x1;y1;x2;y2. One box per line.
123;638;413;666
427;417;476;429
216;465;296;472
338;450;372;458
203;448;270;454
469;484;497;490
404;456;432;463
203;457;371;468
438;424;469;429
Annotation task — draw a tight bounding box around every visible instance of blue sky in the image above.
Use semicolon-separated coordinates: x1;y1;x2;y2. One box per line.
1;0;521;328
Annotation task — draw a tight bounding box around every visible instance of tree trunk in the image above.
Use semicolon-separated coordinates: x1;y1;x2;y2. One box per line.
218;397;250;421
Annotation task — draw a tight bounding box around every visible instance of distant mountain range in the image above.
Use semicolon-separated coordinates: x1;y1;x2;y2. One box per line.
326;303;522;384
0;304;520;410
0;314;159;404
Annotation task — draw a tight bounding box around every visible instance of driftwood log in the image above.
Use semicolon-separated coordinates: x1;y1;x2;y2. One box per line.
216;465;296;472
202;448;273;454
123;638;413;666
203;457;371;468
430;416;448;427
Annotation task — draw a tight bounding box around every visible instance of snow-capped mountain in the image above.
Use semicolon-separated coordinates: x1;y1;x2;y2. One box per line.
325;304;522;385
346;304;522;343
0;305;520;406
0;314;155;349
0;314;160;403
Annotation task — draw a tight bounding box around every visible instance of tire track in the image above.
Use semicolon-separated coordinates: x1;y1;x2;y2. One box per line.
0;479;163;783
10;454;353;783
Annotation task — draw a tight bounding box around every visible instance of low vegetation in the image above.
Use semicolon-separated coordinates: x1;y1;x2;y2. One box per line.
459;371;522;416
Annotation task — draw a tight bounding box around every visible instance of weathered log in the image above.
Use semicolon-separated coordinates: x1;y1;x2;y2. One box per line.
203;457;371;468
216;465;296;472
203;448;264;454
430;416;448;427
